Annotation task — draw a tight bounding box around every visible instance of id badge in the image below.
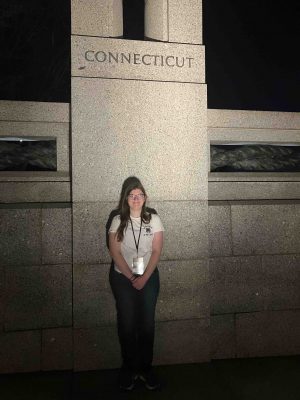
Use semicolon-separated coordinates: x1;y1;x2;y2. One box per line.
132;257;145;275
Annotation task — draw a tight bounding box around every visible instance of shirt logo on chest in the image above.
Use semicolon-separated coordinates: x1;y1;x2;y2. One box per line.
143;226;153;236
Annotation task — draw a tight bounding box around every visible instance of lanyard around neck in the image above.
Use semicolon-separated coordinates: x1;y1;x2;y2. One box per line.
129;217;142;255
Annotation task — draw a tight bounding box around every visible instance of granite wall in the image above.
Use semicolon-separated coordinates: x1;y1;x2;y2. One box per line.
71;0;209;370
1;0;300;374
0;101;73;373
208;110;300;360
1;102;300;373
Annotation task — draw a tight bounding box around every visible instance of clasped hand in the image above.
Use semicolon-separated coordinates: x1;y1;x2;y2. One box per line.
131;274;148;290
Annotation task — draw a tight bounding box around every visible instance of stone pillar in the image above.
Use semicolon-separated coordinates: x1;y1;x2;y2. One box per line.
71;1;209;370
145;0;203;44
145;0;168;42
71;0;123;37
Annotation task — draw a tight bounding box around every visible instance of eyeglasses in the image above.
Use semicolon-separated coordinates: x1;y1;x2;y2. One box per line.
128;193;145;200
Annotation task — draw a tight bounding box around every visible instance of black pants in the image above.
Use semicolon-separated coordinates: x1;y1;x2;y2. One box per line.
109;265;160;373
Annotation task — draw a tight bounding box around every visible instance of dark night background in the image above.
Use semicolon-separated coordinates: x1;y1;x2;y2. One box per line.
0;0;299;112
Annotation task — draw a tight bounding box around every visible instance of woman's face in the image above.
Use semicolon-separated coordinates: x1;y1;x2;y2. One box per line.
127;188;146;213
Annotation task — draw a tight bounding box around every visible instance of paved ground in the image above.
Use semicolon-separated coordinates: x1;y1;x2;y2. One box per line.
1;355;299;400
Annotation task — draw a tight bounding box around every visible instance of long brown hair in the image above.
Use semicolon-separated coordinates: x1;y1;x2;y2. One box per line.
116;177;151;241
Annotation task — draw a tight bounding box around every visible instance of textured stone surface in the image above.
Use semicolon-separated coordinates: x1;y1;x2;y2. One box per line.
0;100;69;123
262;254;300;311
157;259;209;321
210;314;235;360
208;203;232;256
231;204;300;255
169;0;202;44
153;318;210;365
0;207;41;267
145;0;168;41
150;201;208;260
207;109;300;130
209;181;300;201
73;264;116;327
73;200;208;263
72;78;207;202
0;120;70;173
72;37;205;83
0;182;71;203
71;0;123;37
209;126;300;144
73;326;121;371
42;206;72;264
41;328;73;371
210;256;263;314
0;330;41;373
73;202;114;265
5;265;72;330
236;310;300;358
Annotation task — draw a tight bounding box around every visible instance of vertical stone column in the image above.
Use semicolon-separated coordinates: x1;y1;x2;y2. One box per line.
145;0;169;41
71;0;123;37
145;0;203;44
71;1;209;370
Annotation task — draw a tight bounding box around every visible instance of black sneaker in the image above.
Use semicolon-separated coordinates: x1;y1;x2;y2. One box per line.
119;369;136;391
139;370;161;390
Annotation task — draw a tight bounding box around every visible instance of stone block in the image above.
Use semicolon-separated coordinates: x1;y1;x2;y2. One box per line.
209;126;300;144
72;37;205;83
73;202;114;264
153;318;210;365
232;203;300;255
71;78;207;202
157;259;209;321
71;0;123;37
73;264;116;328
209;181;300;201
208;203;232;256
42;206;72;264
0;330;41;373
0;182;71;203
207;109;300;130
0;206;41;267
210;314;235;360
41;328;73;371
262;254;300;311
150;201;209;260
5;265;72;330
145;0;168;41
236;310;300;358
210;256;263;314
73;326;121;371
169;0;202;44
0;100;69;123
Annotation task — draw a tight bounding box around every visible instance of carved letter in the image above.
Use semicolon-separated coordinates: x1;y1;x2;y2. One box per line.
186;57;194;68
108;52;119;63
121;53;131;64
165;56;175;67
142;54;152;66
95;51;107;62
176;57;185;68
85;51;95;62
133;53;141;64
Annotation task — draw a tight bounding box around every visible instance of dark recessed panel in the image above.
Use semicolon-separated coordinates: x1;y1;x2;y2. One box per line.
0;137;57;171
211;144;300;172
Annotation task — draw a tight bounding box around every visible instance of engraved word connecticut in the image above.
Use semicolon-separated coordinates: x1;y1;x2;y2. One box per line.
84;50;195;68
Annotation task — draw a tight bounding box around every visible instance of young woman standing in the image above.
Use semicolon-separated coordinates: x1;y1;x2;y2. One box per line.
109;178;164;391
